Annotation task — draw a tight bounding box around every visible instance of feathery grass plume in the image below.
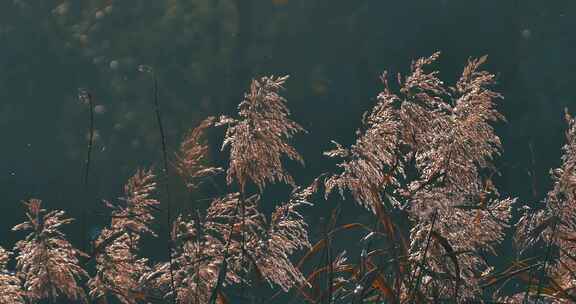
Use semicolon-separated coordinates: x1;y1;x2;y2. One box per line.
251;181;317;291
218;75;306;192
323;72;401;213
396;53;504;201
150;185;315;303
323;53;514;301
12;199;88;302
0;246;25;304
513;109;576;301
207;75;306;302
88;169;159;303
149;215;224;304
107;168;160;236
175;116;223;190
402;54;513;301
149;193;254;303
407;195;515;300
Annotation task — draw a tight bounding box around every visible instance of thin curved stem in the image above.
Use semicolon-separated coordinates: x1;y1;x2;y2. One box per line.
79;88;94;253
143;68;177;303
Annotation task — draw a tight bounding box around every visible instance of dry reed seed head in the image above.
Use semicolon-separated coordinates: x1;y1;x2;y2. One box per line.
408;195;516;300
153;190;314;301
101;168;160;237
12;199;88;303
402;53;503;196
220;75;306;192
89;231;152;304
324;83;402;213
151;194;249;303
88;169;159;304
402;53;507;219
402;52;449;105
254;184;317;290
25;198;42;217
324;53;514;301
175;116;224;190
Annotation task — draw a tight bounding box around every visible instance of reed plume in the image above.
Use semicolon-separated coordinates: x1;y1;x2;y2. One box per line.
12;199;88;302
218;75;306;192
88;169;159;304
146;75;313;303
175;116;223;190
323;53;515;301
403;54;515;301
148;182;316;303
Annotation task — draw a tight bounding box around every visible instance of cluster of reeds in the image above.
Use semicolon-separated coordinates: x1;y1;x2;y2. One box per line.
1;53;576;303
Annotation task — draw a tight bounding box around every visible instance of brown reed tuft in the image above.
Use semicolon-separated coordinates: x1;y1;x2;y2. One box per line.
12;199;88;302
218;75;306;192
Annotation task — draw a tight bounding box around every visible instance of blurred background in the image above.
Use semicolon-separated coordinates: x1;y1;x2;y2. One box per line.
0;0;575;301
